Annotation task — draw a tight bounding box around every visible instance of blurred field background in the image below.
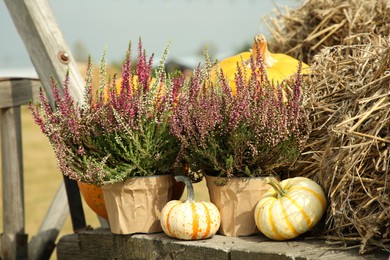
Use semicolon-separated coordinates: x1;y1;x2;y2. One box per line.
0;64;210;259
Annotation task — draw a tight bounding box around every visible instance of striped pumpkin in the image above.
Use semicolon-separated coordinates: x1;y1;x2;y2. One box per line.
161;176;220;240
254;177;327;240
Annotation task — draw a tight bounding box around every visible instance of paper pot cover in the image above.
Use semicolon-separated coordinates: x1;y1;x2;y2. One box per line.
101;174;173;234
205;175;271;236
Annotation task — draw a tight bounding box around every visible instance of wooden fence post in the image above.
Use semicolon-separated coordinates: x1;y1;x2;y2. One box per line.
0;78;72;260
0;106;28;260
0;78;87;260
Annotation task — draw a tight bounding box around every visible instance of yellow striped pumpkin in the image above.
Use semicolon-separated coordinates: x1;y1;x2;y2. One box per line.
254;177;327;240
161;176;221;240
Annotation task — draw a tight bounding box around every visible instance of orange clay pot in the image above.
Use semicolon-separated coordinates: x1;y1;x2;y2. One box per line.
78;182;108;219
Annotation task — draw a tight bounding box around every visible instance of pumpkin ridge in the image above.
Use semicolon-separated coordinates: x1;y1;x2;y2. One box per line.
201;202;211;239
283;178;301;190
256;197;272;221
285;195;312;228
280;198;299;237
290;186;327;212
165;203;177;237
191;202;199;240
268;200;284;240
256;203;264;225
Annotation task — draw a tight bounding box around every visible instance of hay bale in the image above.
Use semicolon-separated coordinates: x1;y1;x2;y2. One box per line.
264;0;390;63
264;0;390;254
303;34;389;254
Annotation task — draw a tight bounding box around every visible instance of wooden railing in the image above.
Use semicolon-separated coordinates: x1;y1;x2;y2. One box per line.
0;78;37;259
0;77;85;260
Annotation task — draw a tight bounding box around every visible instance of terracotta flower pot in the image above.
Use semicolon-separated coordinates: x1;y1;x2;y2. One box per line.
101;174;174;234
205;175;272;237
78;182;108;219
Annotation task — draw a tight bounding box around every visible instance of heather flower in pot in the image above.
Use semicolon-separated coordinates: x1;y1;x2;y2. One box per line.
170;45;310;236
29;40;185;234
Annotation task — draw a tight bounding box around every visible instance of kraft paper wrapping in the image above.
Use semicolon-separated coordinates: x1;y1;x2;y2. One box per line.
101;174;173;234
205;175;272;236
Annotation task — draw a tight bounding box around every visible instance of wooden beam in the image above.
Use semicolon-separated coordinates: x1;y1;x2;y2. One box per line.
4;0;85;104
0;78;41;108
0;106;28;260
28;182;69;260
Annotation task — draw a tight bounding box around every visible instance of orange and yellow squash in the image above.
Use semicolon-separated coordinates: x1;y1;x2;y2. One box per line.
254;177;326;240
213;34;310;95
77;182;108;219
161;176;220;240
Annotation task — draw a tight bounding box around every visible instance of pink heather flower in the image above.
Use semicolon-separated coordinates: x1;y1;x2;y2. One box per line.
170;50;310;178
30;39;181;185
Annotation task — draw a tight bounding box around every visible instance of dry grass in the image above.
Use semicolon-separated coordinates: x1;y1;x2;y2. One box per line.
300;34;389;254
265;0;390;254
264;0;389;64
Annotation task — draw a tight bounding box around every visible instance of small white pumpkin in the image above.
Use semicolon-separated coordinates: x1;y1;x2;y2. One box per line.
161;176;221;240
254;177;327;240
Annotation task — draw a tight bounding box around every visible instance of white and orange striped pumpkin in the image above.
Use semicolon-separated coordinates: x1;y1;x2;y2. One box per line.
254;177;327;240
161;176;220;240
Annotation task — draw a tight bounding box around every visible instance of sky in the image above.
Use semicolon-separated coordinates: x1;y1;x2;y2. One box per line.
1;0;301;71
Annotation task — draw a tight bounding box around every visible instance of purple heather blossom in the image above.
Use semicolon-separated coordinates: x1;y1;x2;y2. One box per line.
30;40;180;185
136;40;154;91
170;50;310;177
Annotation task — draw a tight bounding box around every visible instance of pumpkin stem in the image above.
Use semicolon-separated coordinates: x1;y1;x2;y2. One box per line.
175;175;195;202
266;177;286;198
252;34;277;68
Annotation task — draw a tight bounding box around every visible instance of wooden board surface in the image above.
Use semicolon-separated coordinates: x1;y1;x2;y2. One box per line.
57;228;389;260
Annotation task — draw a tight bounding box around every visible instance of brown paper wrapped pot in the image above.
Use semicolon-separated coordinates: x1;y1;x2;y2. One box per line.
205;175;271;236
101;174;173;234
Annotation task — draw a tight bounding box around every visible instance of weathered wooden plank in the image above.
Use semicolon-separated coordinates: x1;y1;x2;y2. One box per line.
78;229;230;260
56;234;103;260
0;78;41;108
28;182;69;260
0;106;27;260
229;235;388;260
59;229;389;260
4;0;85;105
